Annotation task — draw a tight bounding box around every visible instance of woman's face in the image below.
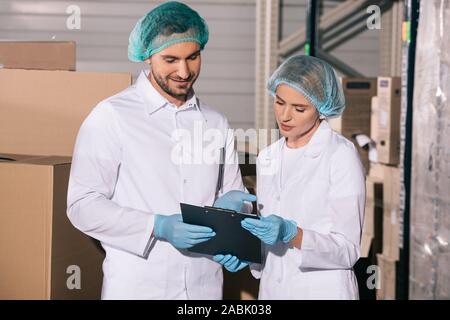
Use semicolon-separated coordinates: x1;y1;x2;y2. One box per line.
273;84;320;147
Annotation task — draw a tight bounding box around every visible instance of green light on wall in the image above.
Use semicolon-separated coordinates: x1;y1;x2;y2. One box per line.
304;43;310;55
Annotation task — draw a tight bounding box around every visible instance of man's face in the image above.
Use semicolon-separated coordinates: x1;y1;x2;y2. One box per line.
146;42;201;101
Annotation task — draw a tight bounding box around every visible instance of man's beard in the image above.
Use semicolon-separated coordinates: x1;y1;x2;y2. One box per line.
152;70;196;100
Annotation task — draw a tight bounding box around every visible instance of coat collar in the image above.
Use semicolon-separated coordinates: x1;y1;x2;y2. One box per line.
135;69;201;116
302;120;333;158
263;120;333;160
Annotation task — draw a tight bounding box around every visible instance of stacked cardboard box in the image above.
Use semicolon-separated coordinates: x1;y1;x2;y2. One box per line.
362;176;383;259
363;77;403;300
369;164;401;261
0;154;105;299
370;96;379;160
328;78;377;173
371;77;401;165
0;42;132;299
376;253;397;300
368;165;399;300
369;163;401;300
0;41;76;71
0;68;132;156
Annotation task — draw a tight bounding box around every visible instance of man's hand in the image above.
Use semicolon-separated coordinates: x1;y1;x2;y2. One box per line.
153;214;216;249
214;190;256;212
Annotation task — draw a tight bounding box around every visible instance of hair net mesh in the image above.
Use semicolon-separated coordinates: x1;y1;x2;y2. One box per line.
128;1;209;62
267;55;346;118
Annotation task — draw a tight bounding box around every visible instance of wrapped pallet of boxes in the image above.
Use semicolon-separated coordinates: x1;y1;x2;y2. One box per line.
328;78;377;173
0;41;76;71
373;77;401;165
0;154;105;299
0;69;132;156
410;0;450;299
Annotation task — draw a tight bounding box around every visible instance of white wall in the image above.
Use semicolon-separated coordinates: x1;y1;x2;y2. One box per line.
0;0;380;130
0;0;256;130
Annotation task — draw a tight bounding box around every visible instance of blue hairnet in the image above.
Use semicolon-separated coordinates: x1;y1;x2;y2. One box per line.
267;55;345;118
128;1;209;62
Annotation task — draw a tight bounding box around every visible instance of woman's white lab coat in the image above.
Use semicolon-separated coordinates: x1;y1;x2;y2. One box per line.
252;120;366;300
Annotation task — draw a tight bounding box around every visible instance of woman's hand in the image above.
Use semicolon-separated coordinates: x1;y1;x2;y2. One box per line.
241;214;298;245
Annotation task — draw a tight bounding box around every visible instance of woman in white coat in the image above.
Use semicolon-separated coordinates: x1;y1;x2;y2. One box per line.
214;55;366;299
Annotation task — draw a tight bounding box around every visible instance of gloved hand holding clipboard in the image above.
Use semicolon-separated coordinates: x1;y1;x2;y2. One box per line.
180;203;262;264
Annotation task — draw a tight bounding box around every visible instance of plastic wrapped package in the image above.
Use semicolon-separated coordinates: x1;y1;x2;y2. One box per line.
435;253;450;299
410;0;450;299
437;199;450;246
410;193;435;226
409;241;435;298
410;223;433;245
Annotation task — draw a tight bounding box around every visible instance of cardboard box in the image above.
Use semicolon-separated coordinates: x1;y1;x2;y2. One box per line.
328;78;377;173
362;174;384;263
362;177;381;258
368;162;384;181
376;254;397;300
370;96;379;162
0;69;132;156
0;41;76;71
369;163;401;260
382;166;400;261
362;178;374;258
0;154;104;299
370;96;379;138
375;77;401;165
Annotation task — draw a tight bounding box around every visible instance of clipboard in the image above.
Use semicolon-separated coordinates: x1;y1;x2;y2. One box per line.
180;203;261;264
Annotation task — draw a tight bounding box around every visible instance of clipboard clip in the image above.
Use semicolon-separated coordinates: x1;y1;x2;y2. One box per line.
204;206;236;216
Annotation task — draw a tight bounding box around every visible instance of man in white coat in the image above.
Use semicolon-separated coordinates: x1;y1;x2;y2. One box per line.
67;1;254;299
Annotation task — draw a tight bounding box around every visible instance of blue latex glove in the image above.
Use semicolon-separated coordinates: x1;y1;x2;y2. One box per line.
214;190;257;212
213;254;248;272
153;214;215;249
241;215;298;245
